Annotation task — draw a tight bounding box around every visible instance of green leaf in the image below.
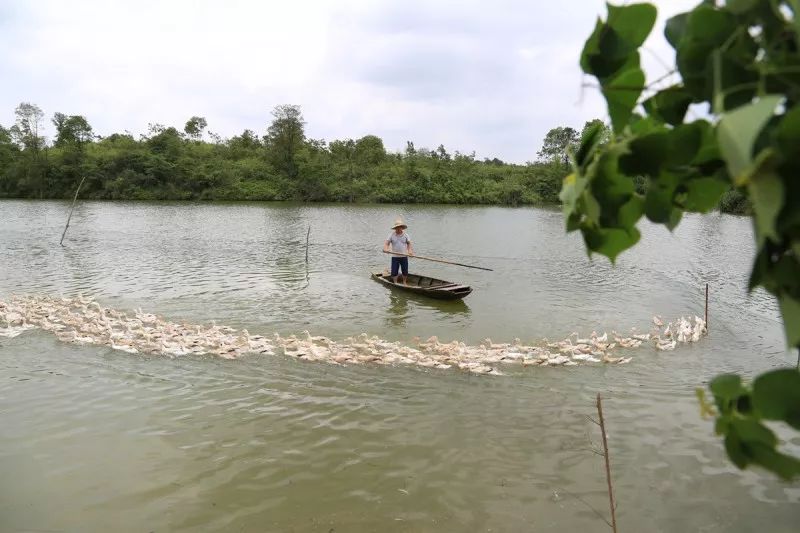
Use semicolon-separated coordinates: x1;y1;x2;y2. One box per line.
717;52;760;111
629;114;667;135
726;0;759;14
691;120;720;164
582;226;641;263
676;40;714;101
606;2;658;51
717;95;782;181
566;212;582;232
603;67;646;133
665;12;689;48
791;0;800;44
581;20;632;79
642;86;693;126
749;442;800;480
580;18;603;74
667;122;704;166
666;207;683;231
730;418;778;448
724;431;750;468
644;182;675;224
575;122;604;170
777;106;800;156
581;3;654;81
560;172;587;215
582;190;602;225
687;4;737;47
592;162;635;206
619;132;670;176
715;415;730;435
685;177;730;212
617;194;644;227
753;368;800;428
747;171;784;244
710;373;745;402
777;295;800;349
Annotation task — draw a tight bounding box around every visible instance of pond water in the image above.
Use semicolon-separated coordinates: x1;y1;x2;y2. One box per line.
0;200;797;532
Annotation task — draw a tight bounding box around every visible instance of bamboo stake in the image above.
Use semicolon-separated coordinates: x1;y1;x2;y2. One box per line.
382;250;493;271
705;283;709;330
60;176;86;246
596;393;618;533
305;225;310;263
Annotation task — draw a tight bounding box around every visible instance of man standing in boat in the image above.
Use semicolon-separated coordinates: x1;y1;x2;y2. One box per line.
383;218;414;284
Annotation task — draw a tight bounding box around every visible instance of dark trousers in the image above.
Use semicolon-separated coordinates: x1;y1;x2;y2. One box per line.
390;257;409;277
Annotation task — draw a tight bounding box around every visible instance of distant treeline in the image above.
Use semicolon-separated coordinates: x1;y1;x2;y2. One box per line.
0;102;748;213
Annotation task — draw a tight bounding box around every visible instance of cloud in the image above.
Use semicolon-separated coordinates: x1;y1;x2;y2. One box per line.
0;0;701;163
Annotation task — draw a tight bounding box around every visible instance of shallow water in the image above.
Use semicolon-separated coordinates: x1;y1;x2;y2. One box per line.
1;200;797;532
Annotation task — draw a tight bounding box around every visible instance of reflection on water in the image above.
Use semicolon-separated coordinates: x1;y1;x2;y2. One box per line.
0;200;797;533
384;289;471;329
387;293;410;327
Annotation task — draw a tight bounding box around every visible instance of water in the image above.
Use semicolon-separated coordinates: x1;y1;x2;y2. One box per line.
1;200;797;532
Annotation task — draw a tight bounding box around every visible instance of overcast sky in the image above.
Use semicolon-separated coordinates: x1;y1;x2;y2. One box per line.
0;0;699;163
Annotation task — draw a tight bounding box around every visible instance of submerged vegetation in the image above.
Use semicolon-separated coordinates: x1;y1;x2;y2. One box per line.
0;102;747;212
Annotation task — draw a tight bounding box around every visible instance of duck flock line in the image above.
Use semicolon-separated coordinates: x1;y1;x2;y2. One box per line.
0;295;708;375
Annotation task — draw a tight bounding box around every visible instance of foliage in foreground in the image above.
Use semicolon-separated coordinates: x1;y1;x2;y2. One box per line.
566;0;800;479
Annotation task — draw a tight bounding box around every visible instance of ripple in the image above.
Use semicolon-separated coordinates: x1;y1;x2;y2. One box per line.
0;201;796;532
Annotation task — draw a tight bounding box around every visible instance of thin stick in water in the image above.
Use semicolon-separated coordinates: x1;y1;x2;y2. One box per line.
597;393;618;533
305;225;310;263
705;283;709;330
60;176;87;246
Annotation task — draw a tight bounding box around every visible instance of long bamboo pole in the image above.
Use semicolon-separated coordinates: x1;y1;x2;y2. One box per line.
382;250;493;271
597;393;618;533
60;176;86;246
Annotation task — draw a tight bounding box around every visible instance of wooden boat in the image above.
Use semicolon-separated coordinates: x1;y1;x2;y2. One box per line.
371;271;473;300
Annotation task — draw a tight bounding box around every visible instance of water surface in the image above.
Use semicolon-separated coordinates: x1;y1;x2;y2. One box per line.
1;200;797;532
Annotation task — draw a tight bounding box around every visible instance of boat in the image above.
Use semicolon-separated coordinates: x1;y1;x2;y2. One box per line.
371;271;473;300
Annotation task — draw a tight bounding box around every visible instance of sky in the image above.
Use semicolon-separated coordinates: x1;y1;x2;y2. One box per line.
0;0;700;163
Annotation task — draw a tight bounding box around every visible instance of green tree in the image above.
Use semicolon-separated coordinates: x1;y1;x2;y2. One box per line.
537;126;579;165
10;102;45;151
0;125;21;195
184;116;208;141
266;104;305;178
9;102;46;198
50;113;94;196
354;135;386;166
565;0;800;480
52;113;93;147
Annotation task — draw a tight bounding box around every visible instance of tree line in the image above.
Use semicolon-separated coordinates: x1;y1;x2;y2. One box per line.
0;102;746;212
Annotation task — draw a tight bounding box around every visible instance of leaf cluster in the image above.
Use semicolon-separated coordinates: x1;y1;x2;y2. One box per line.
570;0;800;479
707;370;800;479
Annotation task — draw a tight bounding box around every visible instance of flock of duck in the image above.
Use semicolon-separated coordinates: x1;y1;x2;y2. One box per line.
0;295;708;375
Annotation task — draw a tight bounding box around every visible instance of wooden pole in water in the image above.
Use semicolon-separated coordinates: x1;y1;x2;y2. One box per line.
596;393;618;533
60;175;86;246
305;225;310;263
705;283;709;330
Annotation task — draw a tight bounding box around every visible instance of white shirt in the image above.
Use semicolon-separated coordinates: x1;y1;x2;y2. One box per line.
386;231;411;256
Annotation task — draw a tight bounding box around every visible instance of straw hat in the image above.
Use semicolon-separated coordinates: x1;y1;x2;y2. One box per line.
391;218;407;229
